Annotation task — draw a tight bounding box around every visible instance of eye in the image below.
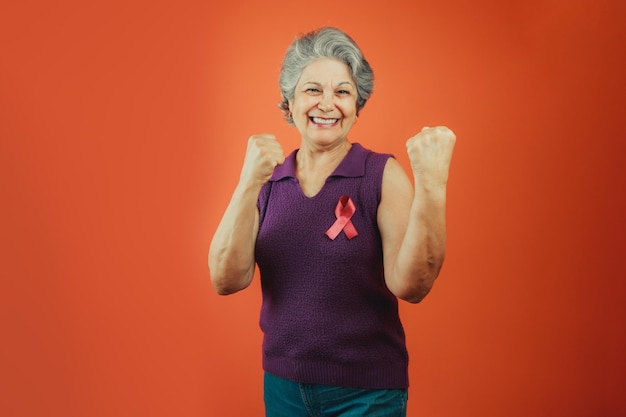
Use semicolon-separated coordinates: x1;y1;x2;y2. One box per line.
305;88;322;94
336;90;351;95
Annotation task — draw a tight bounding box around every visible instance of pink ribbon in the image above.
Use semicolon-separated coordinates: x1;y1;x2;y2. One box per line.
325;195;358;240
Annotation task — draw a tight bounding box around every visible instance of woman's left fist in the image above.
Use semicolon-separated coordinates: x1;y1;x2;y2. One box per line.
406;126;456;187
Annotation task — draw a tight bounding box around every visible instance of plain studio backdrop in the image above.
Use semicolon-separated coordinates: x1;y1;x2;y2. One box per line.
1;1;625;416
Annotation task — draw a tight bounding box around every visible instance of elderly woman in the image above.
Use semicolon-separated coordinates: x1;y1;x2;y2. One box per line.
209;27;455;417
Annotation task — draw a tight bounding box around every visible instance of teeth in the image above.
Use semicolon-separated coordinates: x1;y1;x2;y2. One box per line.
312;117;338;125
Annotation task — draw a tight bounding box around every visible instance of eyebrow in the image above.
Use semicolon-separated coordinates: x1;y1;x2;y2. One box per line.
302;81;355;88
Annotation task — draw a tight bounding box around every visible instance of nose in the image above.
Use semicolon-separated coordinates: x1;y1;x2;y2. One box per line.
318;92;335;112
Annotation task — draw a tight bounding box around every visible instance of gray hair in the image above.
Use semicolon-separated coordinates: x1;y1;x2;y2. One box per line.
278;27;374;125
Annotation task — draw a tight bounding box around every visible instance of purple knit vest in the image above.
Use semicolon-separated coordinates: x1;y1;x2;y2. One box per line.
255;143;409;390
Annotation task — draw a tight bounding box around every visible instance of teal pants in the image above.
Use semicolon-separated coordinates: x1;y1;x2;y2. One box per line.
264;372;408;417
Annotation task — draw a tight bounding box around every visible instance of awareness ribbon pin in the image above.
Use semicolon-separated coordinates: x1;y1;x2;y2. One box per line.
325;195;358;240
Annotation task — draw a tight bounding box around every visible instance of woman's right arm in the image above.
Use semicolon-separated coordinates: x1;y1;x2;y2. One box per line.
208;182;262;295
208;134;284;295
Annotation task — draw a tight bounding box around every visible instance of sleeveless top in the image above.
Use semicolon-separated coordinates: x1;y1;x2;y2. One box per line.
255;142;409;389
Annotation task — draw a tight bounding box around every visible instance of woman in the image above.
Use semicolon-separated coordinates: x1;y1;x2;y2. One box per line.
209;27;455;417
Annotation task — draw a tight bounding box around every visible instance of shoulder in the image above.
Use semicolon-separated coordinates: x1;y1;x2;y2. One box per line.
353;142;392;160
349;143;407;181
381;157;413;203
382;157;408;180
352;143;394;177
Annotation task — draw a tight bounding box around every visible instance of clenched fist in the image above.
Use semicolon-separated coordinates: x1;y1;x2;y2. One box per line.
406;126;456;188
239;134;285;187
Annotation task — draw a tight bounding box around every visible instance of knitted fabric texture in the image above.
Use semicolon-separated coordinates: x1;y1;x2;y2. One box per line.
255;143;409;390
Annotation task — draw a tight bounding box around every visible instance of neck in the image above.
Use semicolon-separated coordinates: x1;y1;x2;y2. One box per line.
294;140;352;198
296;140;352;172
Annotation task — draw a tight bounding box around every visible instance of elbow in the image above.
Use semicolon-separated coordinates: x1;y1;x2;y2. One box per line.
391;267;441;304
212;281;246;296
396;284;433;304
396;252;446;303
213;283;232;296
210;271;251;295
208;258;253;296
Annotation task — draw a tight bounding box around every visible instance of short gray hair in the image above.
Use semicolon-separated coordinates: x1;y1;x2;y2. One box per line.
278;27;374;125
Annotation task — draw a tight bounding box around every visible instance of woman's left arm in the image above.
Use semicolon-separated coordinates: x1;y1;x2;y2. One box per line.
378;126;456;303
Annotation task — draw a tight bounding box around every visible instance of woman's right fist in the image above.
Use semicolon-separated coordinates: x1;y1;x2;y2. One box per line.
239;134;285;187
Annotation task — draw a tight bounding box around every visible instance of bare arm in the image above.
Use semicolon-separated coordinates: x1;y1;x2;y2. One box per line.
208;135;284;295
209;183;261;295
379;126;456;303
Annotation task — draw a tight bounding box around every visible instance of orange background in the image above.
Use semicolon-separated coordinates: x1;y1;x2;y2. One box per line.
1;1;625;416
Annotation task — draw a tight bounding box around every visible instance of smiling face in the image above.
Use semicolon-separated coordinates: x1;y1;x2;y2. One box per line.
289;58;358;148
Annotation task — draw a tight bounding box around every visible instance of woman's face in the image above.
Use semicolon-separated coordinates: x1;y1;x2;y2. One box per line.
289;58;358;147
